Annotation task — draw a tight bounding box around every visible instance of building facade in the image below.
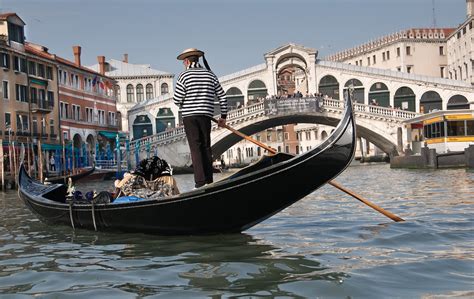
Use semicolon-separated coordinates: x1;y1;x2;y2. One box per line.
446;0;474;84
88;55;174;132
56;48;119;167
0;13;60;175
325;28;454;78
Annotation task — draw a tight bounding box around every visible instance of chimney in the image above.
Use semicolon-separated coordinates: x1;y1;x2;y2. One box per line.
97;55;105;75
123;53;128;63
468;0;474;18
73;46;81;66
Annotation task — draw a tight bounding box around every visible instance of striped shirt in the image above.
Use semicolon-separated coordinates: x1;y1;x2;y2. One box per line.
173;62;227;119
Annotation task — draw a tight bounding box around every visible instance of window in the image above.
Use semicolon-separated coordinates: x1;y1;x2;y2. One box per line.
28;61;36;75
13;56;20;72
126;84;134;102
32;117;38;134
367;57;371;66
0;53;9;69
382;52;386;61
30;87;37;104
46;66;53;80
108;111;116;126
373;55;376;64
72;105;81;121
407;66;412;73
439;46;445;55
386;51;390;60
266;132;272;141
7;23;25;44
63;131;68;141
136;84;144;102
50;119;55;135
16;114;29;132
467;121;474;136
447;121;466;136
406;46;411;55
146;84;153;99
284;132;289;140
5;113;11;128
397;47;400;57
47;91;54;105
285;146;289;153
355;61;359;66
440;66;445;78
305;131;311;140
41;117;46;134
85;107;93;122
39;89;46;102
397;67;401;72
161;83;169;94
38;64;45;78
2;81;8;100
359;59;362;66
15;84;27;102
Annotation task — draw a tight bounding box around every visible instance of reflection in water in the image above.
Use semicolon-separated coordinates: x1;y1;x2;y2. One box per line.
0;221;346;297
0;164;473;297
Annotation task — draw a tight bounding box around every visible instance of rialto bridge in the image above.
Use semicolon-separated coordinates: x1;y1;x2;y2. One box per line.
129;97;420;168
126;43;472;167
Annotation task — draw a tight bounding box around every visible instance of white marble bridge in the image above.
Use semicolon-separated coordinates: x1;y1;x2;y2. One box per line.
129;97;420;168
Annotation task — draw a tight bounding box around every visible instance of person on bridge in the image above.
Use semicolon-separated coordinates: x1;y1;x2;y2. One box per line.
173;48;227;189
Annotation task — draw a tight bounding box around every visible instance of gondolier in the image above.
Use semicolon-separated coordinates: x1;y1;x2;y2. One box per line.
173;48;227;188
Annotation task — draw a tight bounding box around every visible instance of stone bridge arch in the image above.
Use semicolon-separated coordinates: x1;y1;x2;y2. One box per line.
210;113;398;159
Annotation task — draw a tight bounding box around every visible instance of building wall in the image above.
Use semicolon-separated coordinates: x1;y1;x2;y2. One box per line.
57;62;118;151
447;17;474;84
330;35;450;78
115;76;174;130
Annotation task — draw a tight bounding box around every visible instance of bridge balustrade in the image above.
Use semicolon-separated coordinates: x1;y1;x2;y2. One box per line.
130;96;420;151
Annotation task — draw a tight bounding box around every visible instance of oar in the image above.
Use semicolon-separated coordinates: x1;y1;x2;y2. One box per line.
212;118;404;222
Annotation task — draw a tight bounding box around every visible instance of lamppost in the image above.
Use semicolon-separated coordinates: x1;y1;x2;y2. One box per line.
6;126;12;175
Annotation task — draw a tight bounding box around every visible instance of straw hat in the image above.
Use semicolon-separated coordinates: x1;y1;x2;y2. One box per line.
177;48;204;60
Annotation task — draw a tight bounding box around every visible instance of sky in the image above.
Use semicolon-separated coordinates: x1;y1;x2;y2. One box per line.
1;0;467;77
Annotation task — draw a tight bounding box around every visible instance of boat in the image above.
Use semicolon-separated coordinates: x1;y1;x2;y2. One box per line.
18;95;356;235
45;166;95;184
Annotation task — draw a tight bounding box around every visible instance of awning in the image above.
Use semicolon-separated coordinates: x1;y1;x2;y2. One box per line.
40;143;63;150
98;131;126;139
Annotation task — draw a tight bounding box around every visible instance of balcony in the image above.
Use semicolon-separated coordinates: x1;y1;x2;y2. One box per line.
31;99;54;113
0;35;7;46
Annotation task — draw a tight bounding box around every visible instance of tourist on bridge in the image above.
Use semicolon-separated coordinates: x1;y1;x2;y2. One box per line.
173;48;228;189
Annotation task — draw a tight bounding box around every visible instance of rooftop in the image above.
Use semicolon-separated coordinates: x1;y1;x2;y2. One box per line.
88;59;173;77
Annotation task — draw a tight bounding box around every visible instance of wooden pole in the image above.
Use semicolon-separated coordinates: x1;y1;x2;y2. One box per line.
12;141;17;185
38;139;43;183
328;181;404;222
62;140;66;176
0;139;4;191
213;118;405;222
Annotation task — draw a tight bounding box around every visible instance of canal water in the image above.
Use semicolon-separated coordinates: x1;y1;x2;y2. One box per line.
0;164;472;298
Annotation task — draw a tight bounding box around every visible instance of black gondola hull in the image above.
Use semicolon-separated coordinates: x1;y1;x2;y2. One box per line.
19;98;356;235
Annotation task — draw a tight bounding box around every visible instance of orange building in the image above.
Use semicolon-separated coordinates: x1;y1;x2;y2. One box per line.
56;47;119;167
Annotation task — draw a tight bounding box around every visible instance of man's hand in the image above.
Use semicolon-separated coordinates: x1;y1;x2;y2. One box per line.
217;118;226;127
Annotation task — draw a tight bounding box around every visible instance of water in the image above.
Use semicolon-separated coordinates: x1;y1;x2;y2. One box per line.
0;164;473;298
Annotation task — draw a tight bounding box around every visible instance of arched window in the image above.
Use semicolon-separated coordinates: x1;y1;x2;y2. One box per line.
146;84;153;99
136;84;144;102
115;85;121;102
161;83;169;95
126;84;134;102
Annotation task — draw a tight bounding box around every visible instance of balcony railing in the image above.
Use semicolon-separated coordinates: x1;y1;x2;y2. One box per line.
31;99;54;113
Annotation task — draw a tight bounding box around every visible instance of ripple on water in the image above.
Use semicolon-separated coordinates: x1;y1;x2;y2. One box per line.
0;164;472;297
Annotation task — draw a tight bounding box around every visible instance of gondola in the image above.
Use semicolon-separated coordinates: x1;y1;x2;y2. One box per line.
45;166;95;184
18;95;356;235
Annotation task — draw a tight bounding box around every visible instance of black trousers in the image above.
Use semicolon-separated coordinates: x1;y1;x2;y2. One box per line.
183;116;213;187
